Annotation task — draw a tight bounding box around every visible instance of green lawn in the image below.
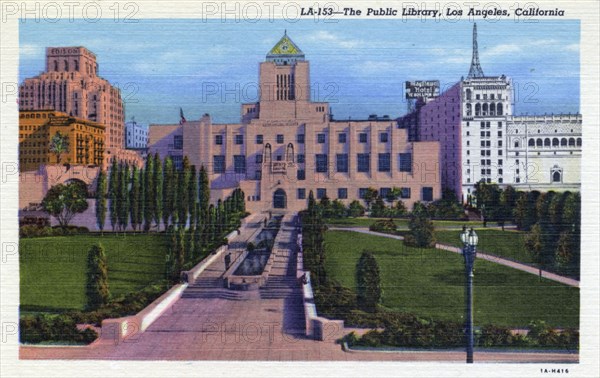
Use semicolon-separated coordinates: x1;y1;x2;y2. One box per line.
435;229;535;265
325;217;485;229
20;234;168;313
324;230;579;328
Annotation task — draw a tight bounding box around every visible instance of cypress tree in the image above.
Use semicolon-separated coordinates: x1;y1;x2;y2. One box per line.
193;223;202;260
108;159;118;231
143;156;155;231
198;165;210;224
162;157;175;228
153;153;163;230
177;156;191;228
95;169;107;233
216;199;224;238
177;228;185;273
85;243;110;310
118;163;130;231
208;204;216;243
356;251;382;313
188;165;198;230
129;166;140;231
137;168;145;232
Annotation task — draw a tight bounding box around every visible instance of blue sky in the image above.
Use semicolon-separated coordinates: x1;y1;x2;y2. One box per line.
20;19;580;124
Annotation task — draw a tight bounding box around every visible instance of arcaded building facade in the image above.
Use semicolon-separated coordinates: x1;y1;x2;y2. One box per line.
149;33;442;212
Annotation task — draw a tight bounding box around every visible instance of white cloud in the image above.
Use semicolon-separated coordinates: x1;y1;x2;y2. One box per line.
564;44;579;52
20;43;42;57
307;31;364;49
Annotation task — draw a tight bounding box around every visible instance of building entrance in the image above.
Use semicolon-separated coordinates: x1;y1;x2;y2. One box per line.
273;189;287;209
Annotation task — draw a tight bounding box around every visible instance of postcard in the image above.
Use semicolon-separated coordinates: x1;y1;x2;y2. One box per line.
1;1;598;377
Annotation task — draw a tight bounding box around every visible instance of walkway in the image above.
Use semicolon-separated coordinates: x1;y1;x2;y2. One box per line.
328;227;579;287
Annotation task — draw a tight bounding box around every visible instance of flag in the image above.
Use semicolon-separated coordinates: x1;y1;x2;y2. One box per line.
179;107;186;125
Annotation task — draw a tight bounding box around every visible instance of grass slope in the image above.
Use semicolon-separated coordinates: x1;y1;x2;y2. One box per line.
20;234;168;313
324;230;579;328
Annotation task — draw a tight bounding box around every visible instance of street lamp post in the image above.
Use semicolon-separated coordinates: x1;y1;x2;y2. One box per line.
461;226;479;364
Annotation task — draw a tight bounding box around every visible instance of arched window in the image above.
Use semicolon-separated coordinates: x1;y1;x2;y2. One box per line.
466;89;472;100
497;103;503;115
528;138;535;147
74;60;79;71
544;138;551;147
475;103;481;116
466;103;472;116
286;143;295;162
568;138;575;146
64;60;69;71
489;103;496;116
536;138;543;147
552;138;559;147
482;103;488;116
264;143;272;164
53;60;58;71
576;138;582;147
552;171;561;182
561;138;567;146
514;140;520;148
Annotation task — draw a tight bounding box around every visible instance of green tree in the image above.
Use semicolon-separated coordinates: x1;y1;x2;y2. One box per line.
143;156;155;232
162;157;175;228
363;187;379;211
188;166;198;230
330;199;347;218
370;196;387;217
554;231;574;273
137;168;145;232
153;153;163;230
177;156;191;228
216;199;224;237
404;202;436;248
42;181;89;228
356;251;382;313
348;200;366;217
129;166;141;231
549;191;569;229
207;204;216;243
198;165;210;222
386;187;402;207
108;159;118;231
95;170;107;232
118;163;130;231
49;131;69;164
85;243;110;310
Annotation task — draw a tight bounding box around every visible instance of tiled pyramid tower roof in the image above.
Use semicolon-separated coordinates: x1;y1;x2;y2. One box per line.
266;31;305;65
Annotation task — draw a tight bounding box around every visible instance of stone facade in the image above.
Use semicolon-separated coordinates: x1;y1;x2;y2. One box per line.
126;120;149;149
149;33;442;212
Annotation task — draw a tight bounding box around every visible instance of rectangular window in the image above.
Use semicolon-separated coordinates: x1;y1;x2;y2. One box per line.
214;135;223;145
174;135;183;149
359;188;368;199
357;153;370;172
338;188;348;199
498;122;503;128
336;154;348;173
255;170;262;180
256;134;263;144
399;153;412;172
498;131;503;137
378;153;391;172
498;159;503;166
338;133;346;143
172;155;183;170
379;187;391;199
297;134;305;144
234;155;246;174
379;132;388;143
277;134;284;144
297;154;305;164
297;188;306;199
400;187;411;199
317;133;326;144
498;150;503;156
422;187;433;202
235;134;244;145
316;188;327;199
297;169;305;180
359;133;368;143
316;154;328;172
213;155;225;173
255;154;263;164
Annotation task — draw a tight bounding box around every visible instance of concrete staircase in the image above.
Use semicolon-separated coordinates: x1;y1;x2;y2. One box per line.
182;277;249;301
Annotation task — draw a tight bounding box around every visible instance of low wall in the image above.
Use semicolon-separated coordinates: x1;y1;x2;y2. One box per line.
181;245;228;283
100;283;187;344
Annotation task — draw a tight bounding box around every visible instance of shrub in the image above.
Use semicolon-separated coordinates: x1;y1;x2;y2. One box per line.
369;219;397;234
20;313;98;344
356;251;382;313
